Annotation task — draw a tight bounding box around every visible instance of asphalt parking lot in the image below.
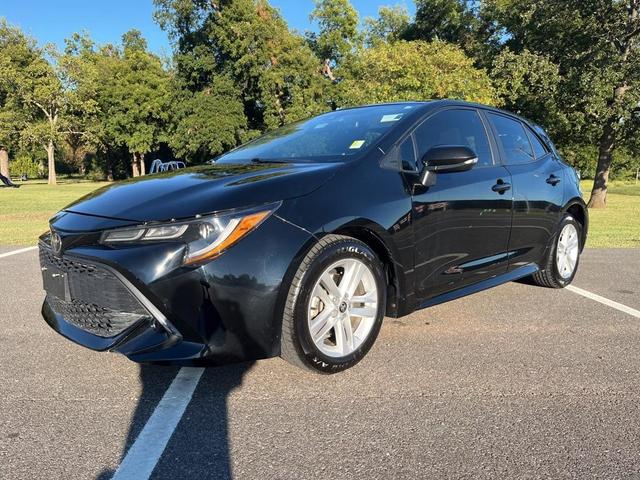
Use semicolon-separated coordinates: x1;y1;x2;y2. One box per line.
1;247;639;479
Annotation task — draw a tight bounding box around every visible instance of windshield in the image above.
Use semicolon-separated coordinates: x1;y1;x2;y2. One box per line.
217;104;417;164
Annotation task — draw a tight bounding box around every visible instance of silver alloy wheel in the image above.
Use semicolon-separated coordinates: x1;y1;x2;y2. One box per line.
556;223;579;279
307;258;379;358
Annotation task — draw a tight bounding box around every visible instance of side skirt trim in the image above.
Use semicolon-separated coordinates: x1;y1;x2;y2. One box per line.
418;264;539;310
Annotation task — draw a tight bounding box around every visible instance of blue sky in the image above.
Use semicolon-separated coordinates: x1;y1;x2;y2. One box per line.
1;1;415;54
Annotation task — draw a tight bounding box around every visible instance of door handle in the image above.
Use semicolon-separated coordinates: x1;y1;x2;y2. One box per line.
492;179;511;194
546;174;561;186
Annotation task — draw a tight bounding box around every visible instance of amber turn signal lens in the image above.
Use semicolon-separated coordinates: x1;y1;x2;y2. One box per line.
184;210;271;265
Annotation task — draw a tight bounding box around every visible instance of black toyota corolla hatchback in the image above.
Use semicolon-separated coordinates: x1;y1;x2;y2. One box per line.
40;101;587;373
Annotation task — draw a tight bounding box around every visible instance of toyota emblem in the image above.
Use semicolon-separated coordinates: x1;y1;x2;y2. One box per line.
50;230;63;256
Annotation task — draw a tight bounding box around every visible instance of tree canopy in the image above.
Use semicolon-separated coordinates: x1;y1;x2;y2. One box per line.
339;40;497;106
309;0;361;63
168;75;246;162
1;0;639;208
364;5;411;47
155;0;327;133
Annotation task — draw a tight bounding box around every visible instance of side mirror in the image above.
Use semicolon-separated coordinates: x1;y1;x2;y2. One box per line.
419;146;478;186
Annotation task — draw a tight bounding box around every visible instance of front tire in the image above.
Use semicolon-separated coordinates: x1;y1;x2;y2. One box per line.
280;235;386;374
532;214;582;288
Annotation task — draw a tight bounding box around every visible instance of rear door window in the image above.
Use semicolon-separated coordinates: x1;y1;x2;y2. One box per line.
487;113;535;165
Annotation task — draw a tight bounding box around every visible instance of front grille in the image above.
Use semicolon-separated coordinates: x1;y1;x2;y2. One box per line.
40;246;151;337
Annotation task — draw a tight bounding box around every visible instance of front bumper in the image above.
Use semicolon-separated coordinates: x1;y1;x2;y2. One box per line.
40;213;315;365
40;245;181;353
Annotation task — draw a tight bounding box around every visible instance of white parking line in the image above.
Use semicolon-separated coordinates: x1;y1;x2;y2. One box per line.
567;285;640;319
0;246;37;259
112;367;205;480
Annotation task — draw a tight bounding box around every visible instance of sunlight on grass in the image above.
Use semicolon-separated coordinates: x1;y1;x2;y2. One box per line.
580;180;640;248
0;179;638;247
0;182;107;246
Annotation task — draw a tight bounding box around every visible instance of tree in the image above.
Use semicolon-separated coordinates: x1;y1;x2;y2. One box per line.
168;75;247;162
92;31;171;177
155;0;327;133
73;41;126;181
405;1;501;67
308;0;360;65
491;49;563;136
338;40;497;106
485;0;640;208
1;23;98;185
0;20;34;179
18;47;67;185
409;0;477;43
118;31;171;176
57;33;101;175
364;5;411;47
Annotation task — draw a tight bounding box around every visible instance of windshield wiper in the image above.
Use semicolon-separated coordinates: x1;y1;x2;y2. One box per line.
250;158;289;164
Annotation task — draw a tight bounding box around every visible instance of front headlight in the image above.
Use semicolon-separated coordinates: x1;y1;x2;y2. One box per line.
100;204;278;265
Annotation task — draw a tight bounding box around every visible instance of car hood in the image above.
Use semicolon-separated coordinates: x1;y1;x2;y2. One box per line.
64;162;342;223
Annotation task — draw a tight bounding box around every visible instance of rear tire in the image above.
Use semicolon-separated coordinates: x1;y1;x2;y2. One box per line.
531;214;582;288
280;235;386;374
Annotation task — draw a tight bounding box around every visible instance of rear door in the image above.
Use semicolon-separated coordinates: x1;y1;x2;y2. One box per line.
410;108;513;301
485;112;564;269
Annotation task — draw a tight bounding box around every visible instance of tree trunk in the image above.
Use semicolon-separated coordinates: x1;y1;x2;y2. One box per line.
132;152;140;178
46;140;57;186
106;157;114;182
139;153;146;176
587;121;615;208
105;148;114;182
587;0;640;208
0;148;9;178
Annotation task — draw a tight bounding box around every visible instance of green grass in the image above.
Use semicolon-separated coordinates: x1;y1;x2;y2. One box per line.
580;180;640;248
1;178;639;248
0;181;107;246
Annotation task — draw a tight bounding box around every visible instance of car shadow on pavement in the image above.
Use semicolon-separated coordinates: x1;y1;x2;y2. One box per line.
152;362;255;479
96;362;253;480
96;275;268;479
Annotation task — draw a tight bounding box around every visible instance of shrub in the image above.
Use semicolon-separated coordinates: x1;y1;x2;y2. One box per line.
11;154;41;179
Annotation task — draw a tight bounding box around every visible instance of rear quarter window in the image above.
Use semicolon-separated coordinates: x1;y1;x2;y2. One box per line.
525;127;549;159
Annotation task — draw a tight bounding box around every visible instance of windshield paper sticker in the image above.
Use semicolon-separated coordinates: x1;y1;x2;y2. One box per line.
380;114;403;123
349;140;366;149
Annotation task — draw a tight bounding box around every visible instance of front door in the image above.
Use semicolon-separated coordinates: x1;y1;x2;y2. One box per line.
410;108;513;301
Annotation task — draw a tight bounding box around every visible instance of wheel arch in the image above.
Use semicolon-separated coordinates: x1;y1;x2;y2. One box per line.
273;219;409;347
563;197;589;251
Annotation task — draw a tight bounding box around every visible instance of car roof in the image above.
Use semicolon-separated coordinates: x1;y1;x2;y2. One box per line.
420;99;537;124
340;100;543;132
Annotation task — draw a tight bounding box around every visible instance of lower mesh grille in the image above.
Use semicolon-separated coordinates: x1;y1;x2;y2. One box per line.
40;246;151;337
47;296;147;337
